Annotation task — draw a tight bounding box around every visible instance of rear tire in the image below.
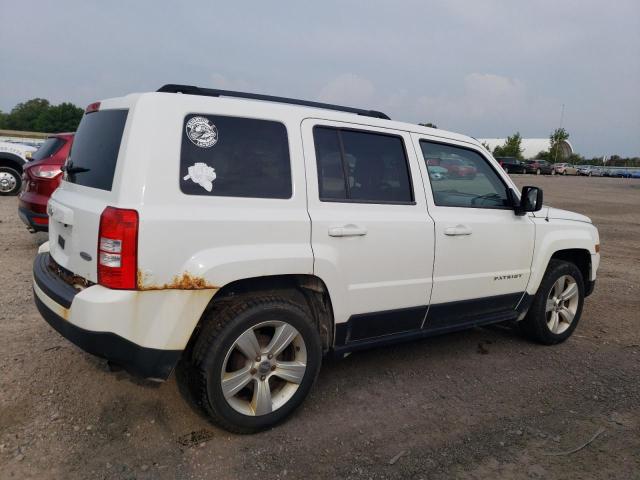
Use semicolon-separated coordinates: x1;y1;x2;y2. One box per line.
181;294;322;433
0;166;22;196
518;260;584;345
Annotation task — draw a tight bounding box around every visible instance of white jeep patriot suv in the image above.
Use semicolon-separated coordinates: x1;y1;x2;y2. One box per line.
33;85;600;433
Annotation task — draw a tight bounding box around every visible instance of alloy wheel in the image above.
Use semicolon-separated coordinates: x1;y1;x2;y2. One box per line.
545;275;579;334
220;321;307;416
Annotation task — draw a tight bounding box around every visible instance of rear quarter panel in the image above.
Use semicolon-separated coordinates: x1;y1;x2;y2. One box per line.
121;94;314;290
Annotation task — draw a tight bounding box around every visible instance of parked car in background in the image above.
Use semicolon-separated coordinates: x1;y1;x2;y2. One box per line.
439;157;477;179
577;166;604;176
611;169;632;178
524;160;554;175
630;170;640;179
495;157;526;174
554;163;578;175
0;141;37;195
18;133;74;232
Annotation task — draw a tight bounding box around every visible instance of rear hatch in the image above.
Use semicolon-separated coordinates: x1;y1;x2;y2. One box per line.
48;107;129;282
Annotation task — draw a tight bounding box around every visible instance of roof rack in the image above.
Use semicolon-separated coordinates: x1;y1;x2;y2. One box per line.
157;84;390;120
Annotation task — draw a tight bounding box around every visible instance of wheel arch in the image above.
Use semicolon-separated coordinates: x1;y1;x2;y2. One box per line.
0;152;26;172
528;245;594;296
183;274;335;358
549;249;591;286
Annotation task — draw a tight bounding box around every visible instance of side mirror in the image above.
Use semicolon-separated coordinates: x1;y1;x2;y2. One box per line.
509;186;543;215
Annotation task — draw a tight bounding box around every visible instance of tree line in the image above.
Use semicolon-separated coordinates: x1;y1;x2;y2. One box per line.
480;128;639;167
0;98;83;133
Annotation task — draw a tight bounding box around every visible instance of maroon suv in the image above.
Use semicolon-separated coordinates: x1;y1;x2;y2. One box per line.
18;133;74;232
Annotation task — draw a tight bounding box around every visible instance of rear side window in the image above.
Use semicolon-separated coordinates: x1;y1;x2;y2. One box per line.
66;110;128;191
32;137;64;161
180;114;291;199
313;126;413;204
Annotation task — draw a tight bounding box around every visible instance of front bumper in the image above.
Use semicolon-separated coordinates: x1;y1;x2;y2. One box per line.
33;253;182;379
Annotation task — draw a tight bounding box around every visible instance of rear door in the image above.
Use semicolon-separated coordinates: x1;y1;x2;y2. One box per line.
302;119;434;345
48;108;129;281
412;135;535;330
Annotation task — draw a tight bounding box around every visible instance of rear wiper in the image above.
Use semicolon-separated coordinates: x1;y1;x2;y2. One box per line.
61;164;90;174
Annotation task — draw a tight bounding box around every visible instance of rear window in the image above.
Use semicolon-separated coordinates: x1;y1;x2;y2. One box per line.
32;137;64;161
66;110;128;191
180;114;291;199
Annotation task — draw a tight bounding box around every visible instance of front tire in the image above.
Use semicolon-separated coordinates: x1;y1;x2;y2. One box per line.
0;166;22;196
518;260;584;345
183;295;322;433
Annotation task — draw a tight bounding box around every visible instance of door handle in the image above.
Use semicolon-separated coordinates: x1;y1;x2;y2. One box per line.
444;224;472;236
328;225;368;237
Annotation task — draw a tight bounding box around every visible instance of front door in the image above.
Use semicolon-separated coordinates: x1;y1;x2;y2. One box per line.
302;119;435;345
412;135;535;330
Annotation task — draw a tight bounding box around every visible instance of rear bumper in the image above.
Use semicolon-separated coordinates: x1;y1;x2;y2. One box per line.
33;253;182;380
18;206;48;232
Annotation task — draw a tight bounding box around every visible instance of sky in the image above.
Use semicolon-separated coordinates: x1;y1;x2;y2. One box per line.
1;0;638;157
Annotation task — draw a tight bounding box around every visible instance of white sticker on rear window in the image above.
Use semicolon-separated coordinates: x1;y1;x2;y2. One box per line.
186;116;218;148
183;162;217;192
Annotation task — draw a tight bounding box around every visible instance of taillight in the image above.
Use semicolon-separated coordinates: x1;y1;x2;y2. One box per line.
98;207;138;289
85;101;101;113
31;165;62;179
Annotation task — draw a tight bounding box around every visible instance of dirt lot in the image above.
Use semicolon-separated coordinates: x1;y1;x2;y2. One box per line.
1;175;638;480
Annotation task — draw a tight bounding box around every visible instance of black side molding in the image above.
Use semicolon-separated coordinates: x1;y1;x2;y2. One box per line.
333;292;525;355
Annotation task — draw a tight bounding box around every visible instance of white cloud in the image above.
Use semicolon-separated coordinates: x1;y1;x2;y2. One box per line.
317;74;375;106
417;73;527;121
210;73;252;92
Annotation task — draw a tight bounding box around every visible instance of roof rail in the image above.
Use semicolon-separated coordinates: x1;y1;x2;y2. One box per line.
156;84;390;120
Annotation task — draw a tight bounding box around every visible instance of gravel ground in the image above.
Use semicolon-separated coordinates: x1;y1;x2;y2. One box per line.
1;175;639;479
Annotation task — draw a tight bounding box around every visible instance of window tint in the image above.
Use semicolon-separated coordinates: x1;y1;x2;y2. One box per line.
314;128;346;199
66;110;128;191
420;141;510;208
32;137;64;161
313;126;413;203
180;115;291;199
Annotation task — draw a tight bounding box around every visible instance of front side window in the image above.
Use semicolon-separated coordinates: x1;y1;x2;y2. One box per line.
313;126;413;203
180;115;291;199
420;141;510;208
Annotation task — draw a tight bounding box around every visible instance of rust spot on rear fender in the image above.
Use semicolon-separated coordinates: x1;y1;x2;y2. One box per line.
137;270;218;291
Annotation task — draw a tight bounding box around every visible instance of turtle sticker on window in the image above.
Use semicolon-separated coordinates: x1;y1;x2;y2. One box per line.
184;163;217;192
186;116;218;148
